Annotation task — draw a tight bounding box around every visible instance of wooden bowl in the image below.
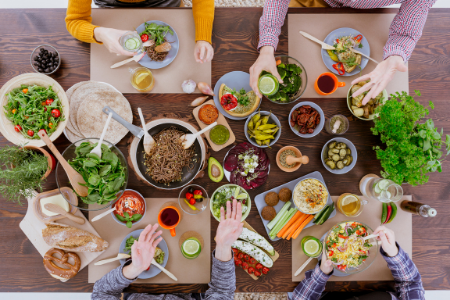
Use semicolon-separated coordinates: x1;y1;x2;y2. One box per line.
23;145;55;180
0;73;69;147
276;146;307;172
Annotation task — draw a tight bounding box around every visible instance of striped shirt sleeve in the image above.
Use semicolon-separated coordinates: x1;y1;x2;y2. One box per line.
258;0;290;50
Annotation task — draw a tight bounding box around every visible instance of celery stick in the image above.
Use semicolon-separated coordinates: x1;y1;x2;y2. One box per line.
270;208;297;239
269;209;291;237
267;201;291;230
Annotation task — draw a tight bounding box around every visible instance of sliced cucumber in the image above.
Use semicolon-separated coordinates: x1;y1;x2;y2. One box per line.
374;183;382;194
125;38;138;50
378;179;390;190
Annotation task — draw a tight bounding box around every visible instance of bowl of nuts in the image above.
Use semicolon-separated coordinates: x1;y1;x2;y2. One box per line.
321;137;357;174
30;44;60;75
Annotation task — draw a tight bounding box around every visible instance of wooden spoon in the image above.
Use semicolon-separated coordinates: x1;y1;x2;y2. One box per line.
38;130;88;197
44;203;85;225
95;253;131;266
91;207;116;222
180;122;217;149
286;155;310;166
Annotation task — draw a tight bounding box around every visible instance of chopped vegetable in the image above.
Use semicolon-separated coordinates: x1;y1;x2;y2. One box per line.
267;201;291;230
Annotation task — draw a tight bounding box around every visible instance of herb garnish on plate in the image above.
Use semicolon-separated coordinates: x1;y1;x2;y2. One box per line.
140;22;173;46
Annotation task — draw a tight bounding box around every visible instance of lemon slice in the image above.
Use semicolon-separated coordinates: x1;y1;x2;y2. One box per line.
303;239;320;256
183;238;201;256
136;72;149;85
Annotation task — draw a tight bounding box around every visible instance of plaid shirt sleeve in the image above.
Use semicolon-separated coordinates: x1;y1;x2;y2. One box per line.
326;0;436;62
292;264;331;300
258;0;290;51
381;243;425;300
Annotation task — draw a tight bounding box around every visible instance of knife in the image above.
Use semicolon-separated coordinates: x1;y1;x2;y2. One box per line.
299;31;335;50
110;52;145;69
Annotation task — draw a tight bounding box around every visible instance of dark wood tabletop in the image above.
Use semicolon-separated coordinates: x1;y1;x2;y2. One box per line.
0;7;449;294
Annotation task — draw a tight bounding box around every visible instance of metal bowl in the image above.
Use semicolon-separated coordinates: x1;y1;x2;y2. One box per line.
244;111;281;148
56;138;129;211
321;137;357;174
288;101;325;138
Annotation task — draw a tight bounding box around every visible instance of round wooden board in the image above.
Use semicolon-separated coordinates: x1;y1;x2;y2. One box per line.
0;73;69;147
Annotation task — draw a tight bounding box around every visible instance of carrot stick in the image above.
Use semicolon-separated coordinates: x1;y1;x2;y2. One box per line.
291;215;315;240
283;214;308;239
277;211;303;238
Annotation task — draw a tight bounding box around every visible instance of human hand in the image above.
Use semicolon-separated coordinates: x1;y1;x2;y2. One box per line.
214;199;244;262
374;226;398;257
194;40;214;63
123;224;163;279
320;241;333;275
249;46;283;98
94;27;138;56
351;55;407;105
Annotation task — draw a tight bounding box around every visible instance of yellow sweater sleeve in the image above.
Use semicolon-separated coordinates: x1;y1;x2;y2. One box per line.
65;0;101;44
192;0;215;44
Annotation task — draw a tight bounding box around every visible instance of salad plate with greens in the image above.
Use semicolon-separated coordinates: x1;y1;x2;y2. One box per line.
119;230;168;279
210;184;251;222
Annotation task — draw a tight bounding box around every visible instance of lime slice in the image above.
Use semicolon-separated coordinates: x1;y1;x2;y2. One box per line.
237;193;248;200
304;239;320;256
258;74;279;96
183;238;201;256
125;38;139;50
378;179;390;190
233;187;240;199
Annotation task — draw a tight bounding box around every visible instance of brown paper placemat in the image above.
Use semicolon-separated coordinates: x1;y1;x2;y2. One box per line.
91;9;211;93
292;195;412;282
88;198;211;284
288;14;409;98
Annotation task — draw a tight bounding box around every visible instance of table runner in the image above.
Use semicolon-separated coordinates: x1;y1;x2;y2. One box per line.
91;9;211;93
88;198;211;284
288;14;409;98
292;195;412;281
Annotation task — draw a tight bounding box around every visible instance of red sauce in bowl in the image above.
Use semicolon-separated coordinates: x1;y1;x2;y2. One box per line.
114;190;145;220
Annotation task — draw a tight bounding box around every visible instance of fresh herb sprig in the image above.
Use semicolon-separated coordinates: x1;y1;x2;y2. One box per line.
231;88;250;107
372;90;450;186
140;22;173;46
116;212;142;228
124;236;138;254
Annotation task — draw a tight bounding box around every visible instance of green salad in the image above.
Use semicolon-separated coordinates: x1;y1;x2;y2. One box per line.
124;236;165;265
139;22;173;46
266;63;303;103
68;142;126;205
212;185;249;219
4;85;64;139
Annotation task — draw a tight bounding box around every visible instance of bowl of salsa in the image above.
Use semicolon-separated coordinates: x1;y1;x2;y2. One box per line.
111;189;146;228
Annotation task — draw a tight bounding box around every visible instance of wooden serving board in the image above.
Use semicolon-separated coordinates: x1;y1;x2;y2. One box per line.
19;190;106;280
192;100;235;152
241;221;279;280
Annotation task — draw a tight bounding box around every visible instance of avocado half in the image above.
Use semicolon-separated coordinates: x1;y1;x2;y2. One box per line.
208;157;224;182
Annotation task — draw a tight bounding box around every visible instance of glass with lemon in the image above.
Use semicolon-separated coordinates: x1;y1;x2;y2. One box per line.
337;193;367;217
181;237;202;259
130;67;154;92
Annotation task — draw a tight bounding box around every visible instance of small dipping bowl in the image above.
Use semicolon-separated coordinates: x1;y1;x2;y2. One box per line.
276;146;308;172
111;189;147;227
209;124;230;145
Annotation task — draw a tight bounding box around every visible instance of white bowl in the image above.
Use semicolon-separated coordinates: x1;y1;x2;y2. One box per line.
289;101;324;138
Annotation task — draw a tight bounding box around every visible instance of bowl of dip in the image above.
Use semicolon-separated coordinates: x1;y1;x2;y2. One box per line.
111;189;146;228
209;124;230;145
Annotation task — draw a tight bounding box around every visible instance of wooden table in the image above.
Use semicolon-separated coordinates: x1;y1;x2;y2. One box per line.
0;7;449;294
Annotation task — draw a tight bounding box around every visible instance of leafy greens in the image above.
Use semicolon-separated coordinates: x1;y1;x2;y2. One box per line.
266;63;302;103
140;22;173;46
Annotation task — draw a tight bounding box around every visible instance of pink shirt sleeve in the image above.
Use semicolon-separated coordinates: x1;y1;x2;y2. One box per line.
258;0;290;51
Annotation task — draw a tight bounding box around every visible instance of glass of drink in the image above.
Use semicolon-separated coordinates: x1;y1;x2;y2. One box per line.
258;73;279;97
119;31;143;53
181;237;202;259
301;236;322;257
361;177;403;203
336;193;367;217
130;67;154;92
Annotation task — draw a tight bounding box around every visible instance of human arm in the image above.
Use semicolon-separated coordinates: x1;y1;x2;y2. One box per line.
192;0;215;63
205;199;243;299
292;242;333;300
374;226;425;300
351;0;435;105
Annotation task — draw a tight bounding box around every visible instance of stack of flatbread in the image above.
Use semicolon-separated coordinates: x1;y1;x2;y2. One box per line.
64;81;133;144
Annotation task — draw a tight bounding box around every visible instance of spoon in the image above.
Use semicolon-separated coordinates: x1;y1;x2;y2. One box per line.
152;258;177;281
286;155;310;166
44;203;85;225
180;122;217;149
137;108;155;154
90;112;112;158
38;130;88;197
363;233;380;241
91;207;116;222
95;253;131;266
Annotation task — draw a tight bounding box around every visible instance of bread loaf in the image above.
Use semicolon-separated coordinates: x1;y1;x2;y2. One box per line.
42;223;109;252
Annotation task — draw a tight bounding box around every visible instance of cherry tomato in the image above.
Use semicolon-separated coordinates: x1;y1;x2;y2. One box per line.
22;88;28;94
49;122;53;128
254;270;262;277
44;107;47;112
235;260;242;267
232;248;239;255
14;125;22;132
189;198;196;205
141;34;149;42
262;267;270;275
249;258;256;265
185;192;193;200
51;109;61;118
255;263;263;270
27;129;34;137
241;262;249;270
220;94;238;111
351;222;357;228
247;267;255;274
11;109;17;114
328;250;334;256
237;253;244;260
193;190;203;196
46;98;54;105
243;254;250;262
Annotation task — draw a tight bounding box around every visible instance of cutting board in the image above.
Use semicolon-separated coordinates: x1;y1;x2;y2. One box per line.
19;190;106;278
